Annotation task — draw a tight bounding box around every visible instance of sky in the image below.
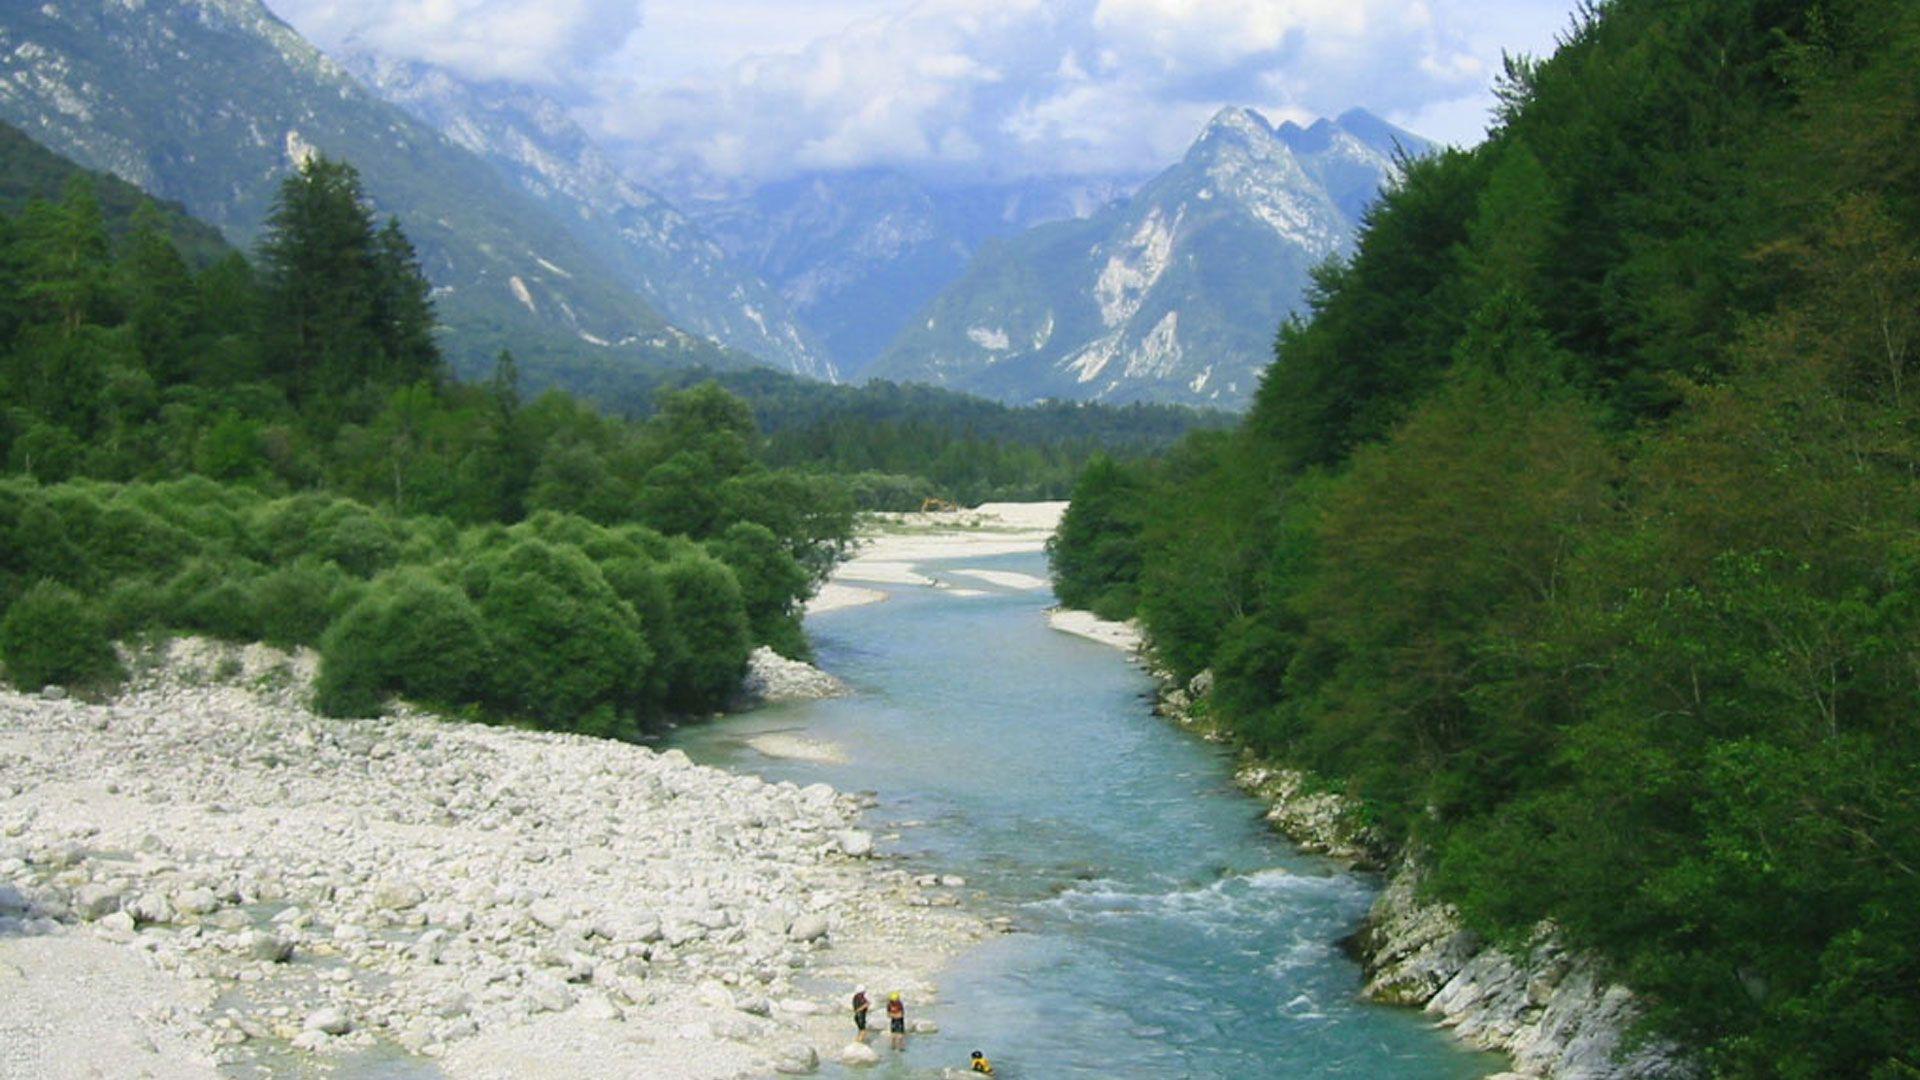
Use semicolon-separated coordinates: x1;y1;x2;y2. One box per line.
268;0;1587;188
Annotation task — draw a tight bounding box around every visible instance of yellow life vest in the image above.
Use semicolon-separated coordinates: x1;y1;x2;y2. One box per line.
971;1058;994;1075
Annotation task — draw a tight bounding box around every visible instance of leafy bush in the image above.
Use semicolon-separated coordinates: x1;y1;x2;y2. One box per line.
315;568;491;717
708;521;812;657
0;581;120;691
657;553;751;712
459;540;651;728
250;558;355;647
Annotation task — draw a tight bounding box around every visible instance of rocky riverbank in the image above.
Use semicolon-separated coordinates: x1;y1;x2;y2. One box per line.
1142;669;1694;1080
1044;606;1693;1079
0;637;983;1078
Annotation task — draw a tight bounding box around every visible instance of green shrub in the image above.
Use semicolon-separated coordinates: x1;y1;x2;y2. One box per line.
459;539;651;728
164;558;264;640
658;553;751;712
596;553;680;710
707;521;811;658
311;503;402;577
315;568;492;717
99;577;168;638
251;558;354;647
0;582;121;691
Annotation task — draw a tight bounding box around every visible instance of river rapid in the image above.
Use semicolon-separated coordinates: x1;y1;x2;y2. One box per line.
668;549;1504;1079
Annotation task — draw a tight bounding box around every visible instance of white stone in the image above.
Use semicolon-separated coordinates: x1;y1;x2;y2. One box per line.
839;1042;880;1066
787;913;829;943
772;1043;820;1074
303;1007;351;1036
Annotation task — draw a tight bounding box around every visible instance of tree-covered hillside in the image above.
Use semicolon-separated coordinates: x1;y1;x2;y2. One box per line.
0;121;230;268
1052;1;1920;1075
0;154;850;733
559;365;1233;507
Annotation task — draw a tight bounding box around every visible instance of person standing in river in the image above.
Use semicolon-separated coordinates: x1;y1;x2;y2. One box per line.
851;986;870;1042
887;991;907;1050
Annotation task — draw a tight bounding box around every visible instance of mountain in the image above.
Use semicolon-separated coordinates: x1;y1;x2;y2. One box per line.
339;54;835;381
688;170;1138;377
0;0;746;381
868;108;1429;408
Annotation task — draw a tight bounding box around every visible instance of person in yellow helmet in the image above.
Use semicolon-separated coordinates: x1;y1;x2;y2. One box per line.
887;991;907;1051
969;1049;995;1075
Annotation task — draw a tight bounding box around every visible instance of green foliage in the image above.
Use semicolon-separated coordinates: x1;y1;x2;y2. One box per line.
658;553;752;713
0;580;119;691
1051;1;1920;1072
460;539;650;732
316;568;491;718
1047;457;1146;620
709;521;812;658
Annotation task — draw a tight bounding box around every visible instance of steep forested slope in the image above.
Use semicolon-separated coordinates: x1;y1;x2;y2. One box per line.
0;0;744;380
1052;1;1920;1074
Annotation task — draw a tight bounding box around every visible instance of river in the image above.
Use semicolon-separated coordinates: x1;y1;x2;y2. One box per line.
668;548;1504;1079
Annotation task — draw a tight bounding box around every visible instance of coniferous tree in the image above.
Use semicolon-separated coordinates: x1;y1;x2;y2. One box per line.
370;216;440;386
257;155;381;413
122;202;194;385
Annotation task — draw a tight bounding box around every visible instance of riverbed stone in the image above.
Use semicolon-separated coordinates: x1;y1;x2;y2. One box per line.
303;1007;351;1036
772;1043;820;1074
0;633;992;1077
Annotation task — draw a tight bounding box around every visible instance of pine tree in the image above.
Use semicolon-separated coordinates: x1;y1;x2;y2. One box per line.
370;216;440;386
257;155;380;412
17;176;112;338
122;202;194;385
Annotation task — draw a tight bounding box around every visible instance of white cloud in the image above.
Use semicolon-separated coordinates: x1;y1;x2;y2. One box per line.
268;0;645;85
268;0;1582;183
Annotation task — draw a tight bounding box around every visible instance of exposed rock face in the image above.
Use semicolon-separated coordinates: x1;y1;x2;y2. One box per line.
1152;664;1695;1078
869;108;1430;408
1353;864;1694;1079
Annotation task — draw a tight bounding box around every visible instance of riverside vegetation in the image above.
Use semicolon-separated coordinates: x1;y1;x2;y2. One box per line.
1051;1;1920;1077
0;149;856;732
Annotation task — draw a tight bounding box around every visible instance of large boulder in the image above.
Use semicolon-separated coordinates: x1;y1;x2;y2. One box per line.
839;1042;880;1066
303;1007;352;1036
772;1043;820;1074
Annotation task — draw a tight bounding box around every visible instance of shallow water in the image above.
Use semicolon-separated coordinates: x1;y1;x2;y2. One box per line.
669;550;1503;1079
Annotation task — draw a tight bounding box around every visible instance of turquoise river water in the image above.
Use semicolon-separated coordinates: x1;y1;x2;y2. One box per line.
667;549;1504;1079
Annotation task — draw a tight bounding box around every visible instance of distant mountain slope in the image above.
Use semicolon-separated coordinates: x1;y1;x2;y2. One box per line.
0;0;743;378
869;108;1429;408
0;120;232;267
689;170;1136;377
342;54;836;381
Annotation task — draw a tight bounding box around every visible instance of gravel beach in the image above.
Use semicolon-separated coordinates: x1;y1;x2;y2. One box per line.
0;638;983;1078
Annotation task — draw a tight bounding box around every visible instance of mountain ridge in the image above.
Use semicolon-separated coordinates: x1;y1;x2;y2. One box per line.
338;53;837;381
867;107;1429;408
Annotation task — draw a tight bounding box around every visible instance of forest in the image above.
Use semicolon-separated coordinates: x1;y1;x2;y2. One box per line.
0;153;853;733
504;361;1230;509
1050;1;1920;1075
